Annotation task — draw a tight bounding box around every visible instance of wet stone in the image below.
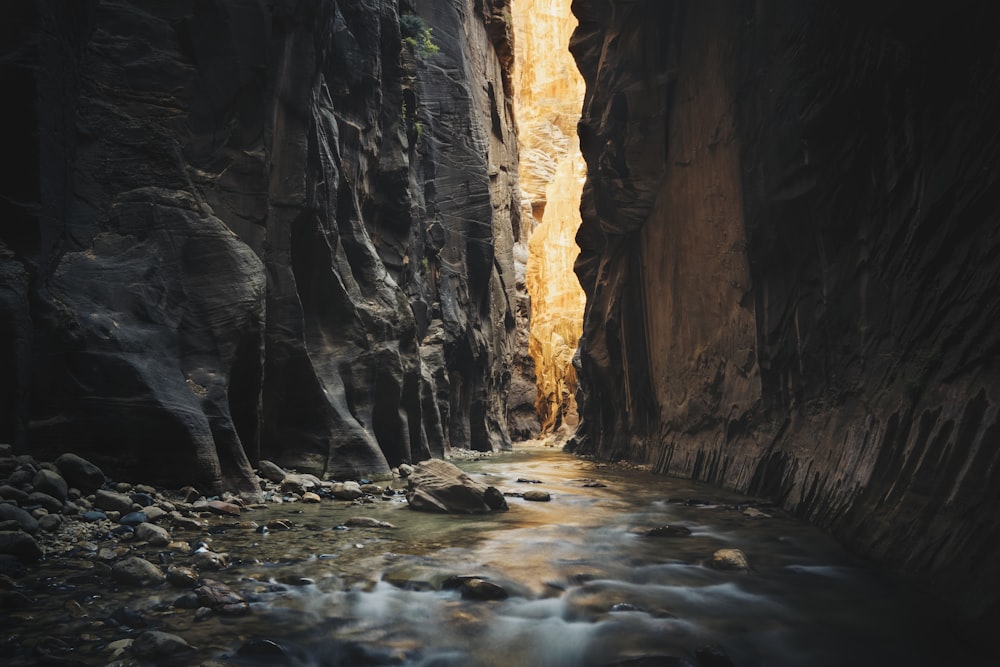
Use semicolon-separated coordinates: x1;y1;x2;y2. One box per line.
343;516;395;528
523;490;551;502
459;577;509;601
707;548;750;572
194;578;249;615
135;522;171;546
112;556;165;586
301;491;321;503
206;500;241;516
81;510;107;523
94;490;134;514
120;511;148;527
167;565;200;587
130;492;154;507
257;460;287;483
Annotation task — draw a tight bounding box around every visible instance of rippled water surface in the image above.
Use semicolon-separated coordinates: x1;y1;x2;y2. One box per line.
1;446;979;666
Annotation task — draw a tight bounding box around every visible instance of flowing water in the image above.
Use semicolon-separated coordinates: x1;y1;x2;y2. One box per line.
1;446;979;666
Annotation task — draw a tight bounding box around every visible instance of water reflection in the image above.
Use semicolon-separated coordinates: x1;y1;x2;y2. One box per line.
1;446;979;666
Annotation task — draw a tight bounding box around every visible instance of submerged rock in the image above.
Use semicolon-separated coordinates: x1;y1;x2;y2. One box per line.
194;578;249;615
112;557;165;586
644;525;692;538
405;459;508;513
343;516;395;528
134;522;171;547
458;577;509;601
130;630;194;659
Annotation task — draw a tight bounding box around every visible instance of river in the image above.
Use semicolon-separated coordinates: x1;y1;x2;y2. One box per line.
1;445;978;666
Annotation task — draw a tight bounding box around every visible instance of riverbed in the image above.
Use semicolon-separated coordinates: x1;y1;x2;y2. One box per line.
0;445;979;666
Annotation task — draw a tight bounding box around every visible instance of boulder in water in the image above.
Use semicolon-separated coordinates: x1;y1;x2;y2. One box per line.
644;525;692;538
405;459;508;513
112;556;165;586
194;578;249;615
707;548;750;572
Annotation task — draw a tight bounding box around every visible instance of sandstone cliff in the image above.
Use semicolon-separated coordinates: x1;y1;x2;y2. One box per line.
570;0;1000;631
0;0;518;493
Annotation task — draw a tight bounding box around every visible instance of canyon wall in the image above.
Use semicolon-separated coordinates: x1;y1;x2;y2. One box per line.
570;0;1000;631
513;0;586;438
0;0;518;493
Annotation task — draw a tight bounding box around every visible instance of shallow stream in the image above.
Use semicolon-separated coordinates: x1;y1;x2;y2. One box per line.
1;446;978;666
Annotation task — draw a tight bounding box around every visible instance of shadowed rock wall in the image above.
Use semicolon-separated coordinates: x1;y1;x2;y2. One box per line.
0;0;517;493
570;0;1000;632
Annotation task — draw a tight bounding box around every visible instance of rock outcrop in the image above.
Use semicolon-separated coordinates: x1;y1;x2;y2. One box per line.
0;0;518;492
569;0;1000;633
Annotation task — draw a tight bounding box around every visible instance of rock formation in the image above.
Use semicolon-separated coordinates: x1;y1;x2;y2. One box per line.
0;0;518;493
513;0;586;438
570;0;1000;632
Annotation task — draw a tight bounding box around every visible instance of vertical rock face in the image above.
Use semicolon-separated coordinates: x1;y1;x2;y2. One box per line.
571;0;1000;632
513;0;586;438
0;0;517;492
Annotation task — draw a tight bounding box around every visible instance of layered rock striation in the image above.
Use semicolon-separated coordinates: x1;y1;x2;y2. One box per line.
0;0;518;493
570;0;1000;631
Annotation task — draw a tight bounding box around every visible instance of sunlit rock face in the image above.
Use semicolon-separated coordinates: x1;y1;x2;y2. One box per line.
0;0;518;491
513;0;586;438
571;0;1000;634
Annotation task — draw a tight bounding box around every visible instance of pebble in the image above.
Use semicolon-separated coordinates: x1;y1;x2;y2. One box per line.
194;578;249;615
191;549;228;571
38;514;63;532
81;511;107;523
301;492;321;503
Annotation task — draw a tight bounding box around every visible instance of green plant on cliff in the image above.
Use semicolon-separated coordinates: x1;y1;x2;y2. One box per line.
400;13;439;58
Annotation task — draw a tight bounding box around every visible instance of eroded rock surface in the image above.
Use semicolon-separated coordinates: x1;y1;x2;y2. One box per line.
405;458;508;513
0;1;518;492
569;0;1000;633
